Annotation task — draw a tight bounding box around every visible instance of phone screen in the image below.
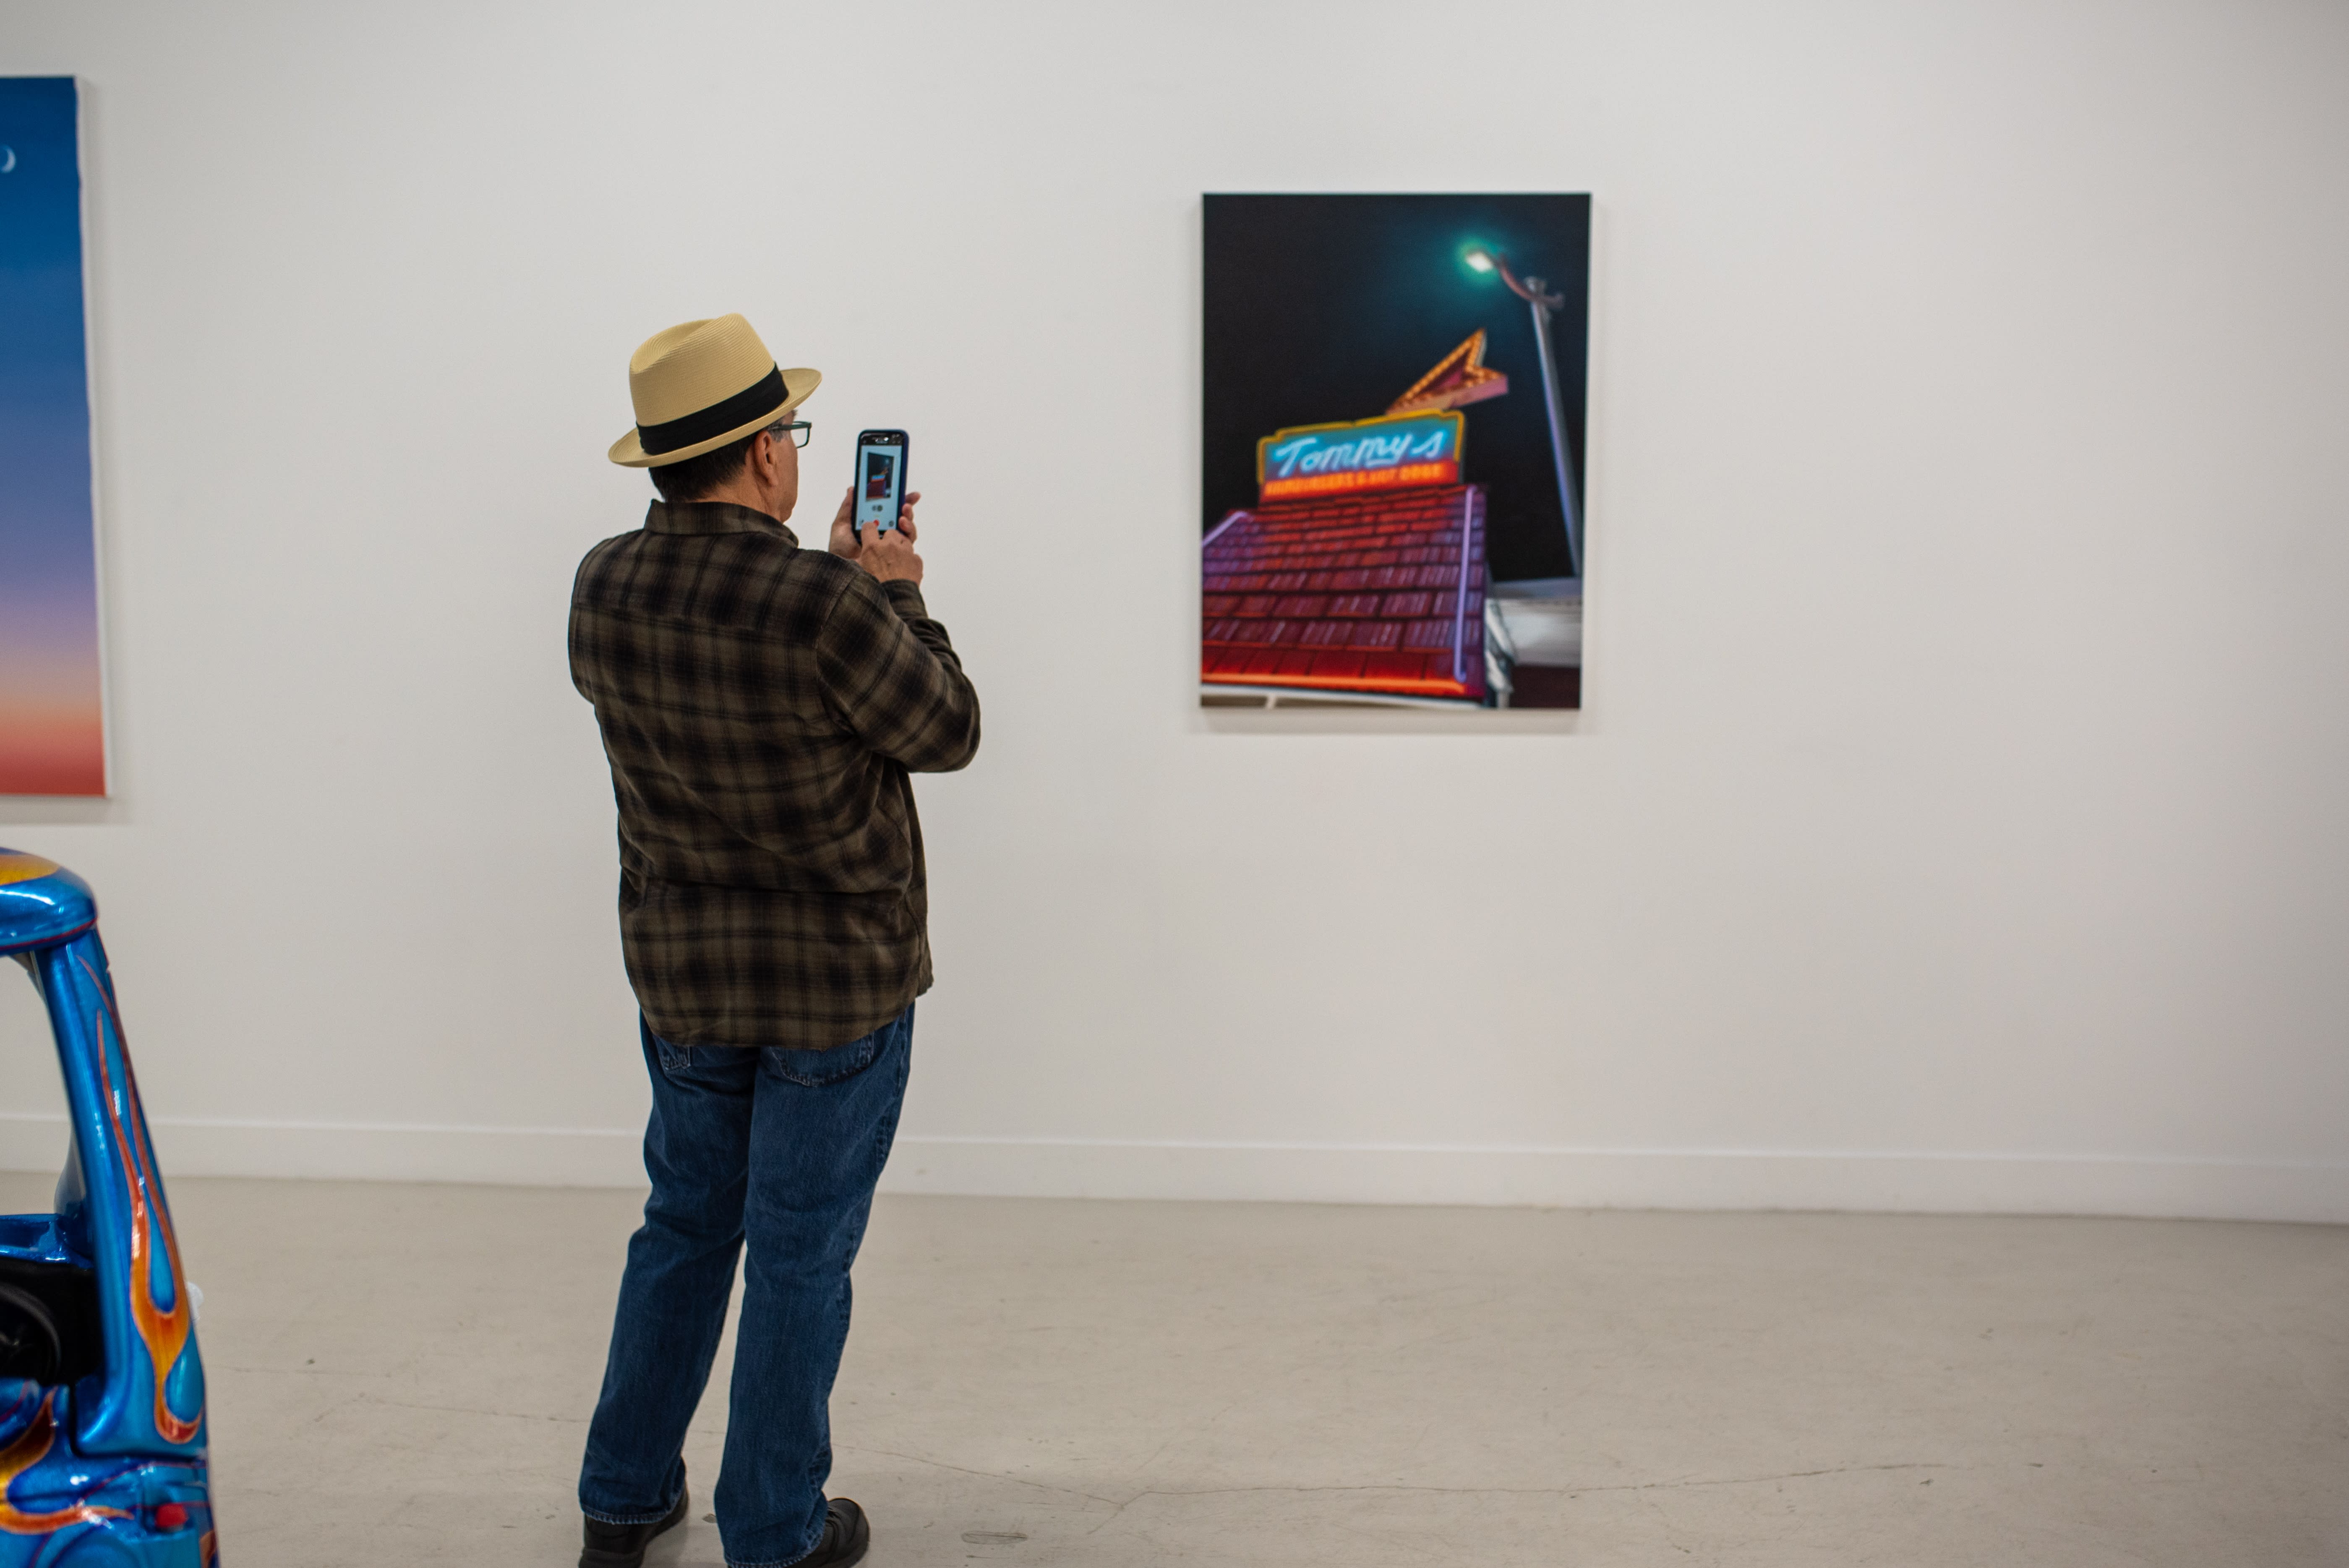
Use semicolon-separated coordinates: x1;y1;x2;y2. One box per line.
855;434;906;533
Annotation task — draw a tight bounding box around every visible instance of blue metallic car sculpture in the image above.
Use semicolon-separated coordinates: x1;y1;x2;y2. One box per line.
0;851;214;1565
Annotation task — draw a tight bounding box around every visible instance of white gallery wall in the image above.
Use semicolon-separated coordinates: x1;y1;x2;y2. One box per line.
3;0;2345;1219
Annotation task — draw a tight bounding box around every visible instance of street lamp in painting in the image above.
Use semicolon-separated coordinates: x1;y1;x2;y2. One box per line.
1463;245;1582;577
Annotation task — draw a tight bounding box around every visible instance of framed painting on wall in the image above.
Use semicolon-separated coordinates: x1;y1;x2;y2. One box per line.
0;76;105;796
1202;193;1590;710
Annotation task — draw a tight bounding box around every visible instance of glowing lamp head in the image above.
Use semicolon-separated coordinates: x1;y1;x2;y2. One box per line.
1464;248;1496;274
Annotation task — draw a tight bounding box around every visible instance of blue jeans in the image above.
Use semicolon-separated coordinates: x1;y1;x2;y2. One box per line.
579;1006;913;1568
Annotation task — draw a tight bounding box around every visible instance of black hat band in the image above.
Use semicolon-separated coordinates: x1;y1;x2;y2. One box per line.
637;365;789;455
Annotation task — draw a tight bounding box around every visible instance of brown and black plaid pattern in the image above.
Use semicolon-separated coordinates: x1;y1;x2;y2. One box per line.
569;501;981;1049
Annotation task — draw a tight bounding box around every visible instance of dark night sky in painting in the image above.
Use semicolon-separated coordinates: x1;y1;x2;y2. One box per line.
1202;193;1590;583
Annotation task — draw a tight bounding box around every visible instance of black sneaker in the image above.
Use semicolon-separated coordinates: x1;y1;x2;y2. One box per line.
579;1485;689;1568
785;1499;870;1568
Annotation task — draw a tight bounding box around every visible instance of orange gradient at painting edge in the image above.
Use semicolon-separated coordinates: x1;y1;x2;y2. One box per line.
0;707;106;797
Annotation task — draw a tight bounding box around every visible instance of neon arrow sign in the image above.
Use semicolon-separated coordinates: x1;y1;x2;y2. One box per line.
1255;410;1464;502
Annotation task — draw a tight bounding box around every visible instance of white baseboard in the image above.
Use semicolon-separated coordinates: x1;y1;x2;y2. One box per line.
0;1116;2340;1222
883;1138;2349;1222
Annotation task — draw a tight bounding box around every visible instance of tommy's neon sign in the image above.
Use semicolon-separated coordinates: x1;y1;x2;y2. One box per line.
1256;410;1464;502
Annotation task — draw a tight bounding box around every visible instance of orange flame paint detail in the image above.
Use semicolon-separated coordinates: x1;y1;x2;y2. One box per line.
80;956;203;1447
0;1392;131;1534
201;1527;218;1564
0;854;64;888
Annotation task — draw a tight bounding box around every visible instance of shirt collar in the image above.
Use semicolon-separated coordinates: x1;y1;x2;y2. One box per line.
643;501;799;548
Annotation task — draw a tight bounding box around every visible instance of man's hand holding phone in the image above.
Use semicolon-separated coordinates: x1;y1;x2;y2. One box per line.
831;486;922;585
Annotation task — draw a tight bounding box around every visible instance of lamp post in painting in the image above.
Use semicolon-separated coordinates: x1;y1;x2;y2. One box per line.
1463;246;1581;578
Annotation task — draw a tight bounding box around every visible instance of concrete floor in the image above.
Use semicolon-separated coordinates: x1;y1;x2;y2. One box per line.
7;1176;2341;1567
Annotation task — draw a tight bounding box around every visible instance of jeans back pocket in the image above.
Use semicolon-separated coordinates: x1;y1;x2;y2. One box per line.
762;1027;885;1088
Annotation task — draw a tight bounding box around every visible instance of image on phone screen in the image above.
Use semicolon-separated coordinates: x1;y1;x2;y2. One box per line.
856;439;905;533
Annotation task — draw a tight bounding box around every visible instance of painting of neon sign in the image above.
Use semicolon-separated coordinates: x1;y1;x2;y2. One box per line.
1255;410;1464;503
1203;193;1590;710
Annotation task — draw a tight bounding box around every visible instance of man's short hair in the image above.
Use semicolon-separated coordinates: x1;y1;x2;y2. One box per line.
648;428;763;502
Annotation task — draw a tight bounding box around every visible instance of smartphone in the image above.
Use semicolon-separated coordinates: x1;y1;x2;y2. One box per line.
854;429;909;537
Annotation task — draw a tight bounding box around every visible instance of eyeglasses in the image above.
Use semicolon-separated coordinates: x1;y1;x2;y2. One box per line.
767;420;812;449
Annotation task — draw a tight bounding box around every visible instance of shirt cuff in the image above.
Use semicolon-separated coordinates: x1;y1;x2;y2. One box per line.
882;579;930;621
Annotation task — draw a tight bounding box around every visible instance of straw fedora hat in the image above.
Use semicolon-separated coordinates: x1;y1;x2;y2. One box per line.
608;314;822;468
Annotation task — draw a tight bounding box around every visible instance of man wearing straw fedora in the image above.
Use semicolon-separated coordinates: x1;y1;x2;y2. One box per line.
568;314;981;1568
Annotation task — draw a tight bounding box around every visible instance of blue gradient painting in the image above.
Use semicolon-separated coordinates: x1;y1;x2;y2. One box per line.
0;78;104;796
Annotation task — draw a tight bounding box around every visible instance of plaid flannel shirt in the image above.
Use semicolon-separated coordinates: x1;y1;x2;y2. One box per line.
569;501;981;1049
